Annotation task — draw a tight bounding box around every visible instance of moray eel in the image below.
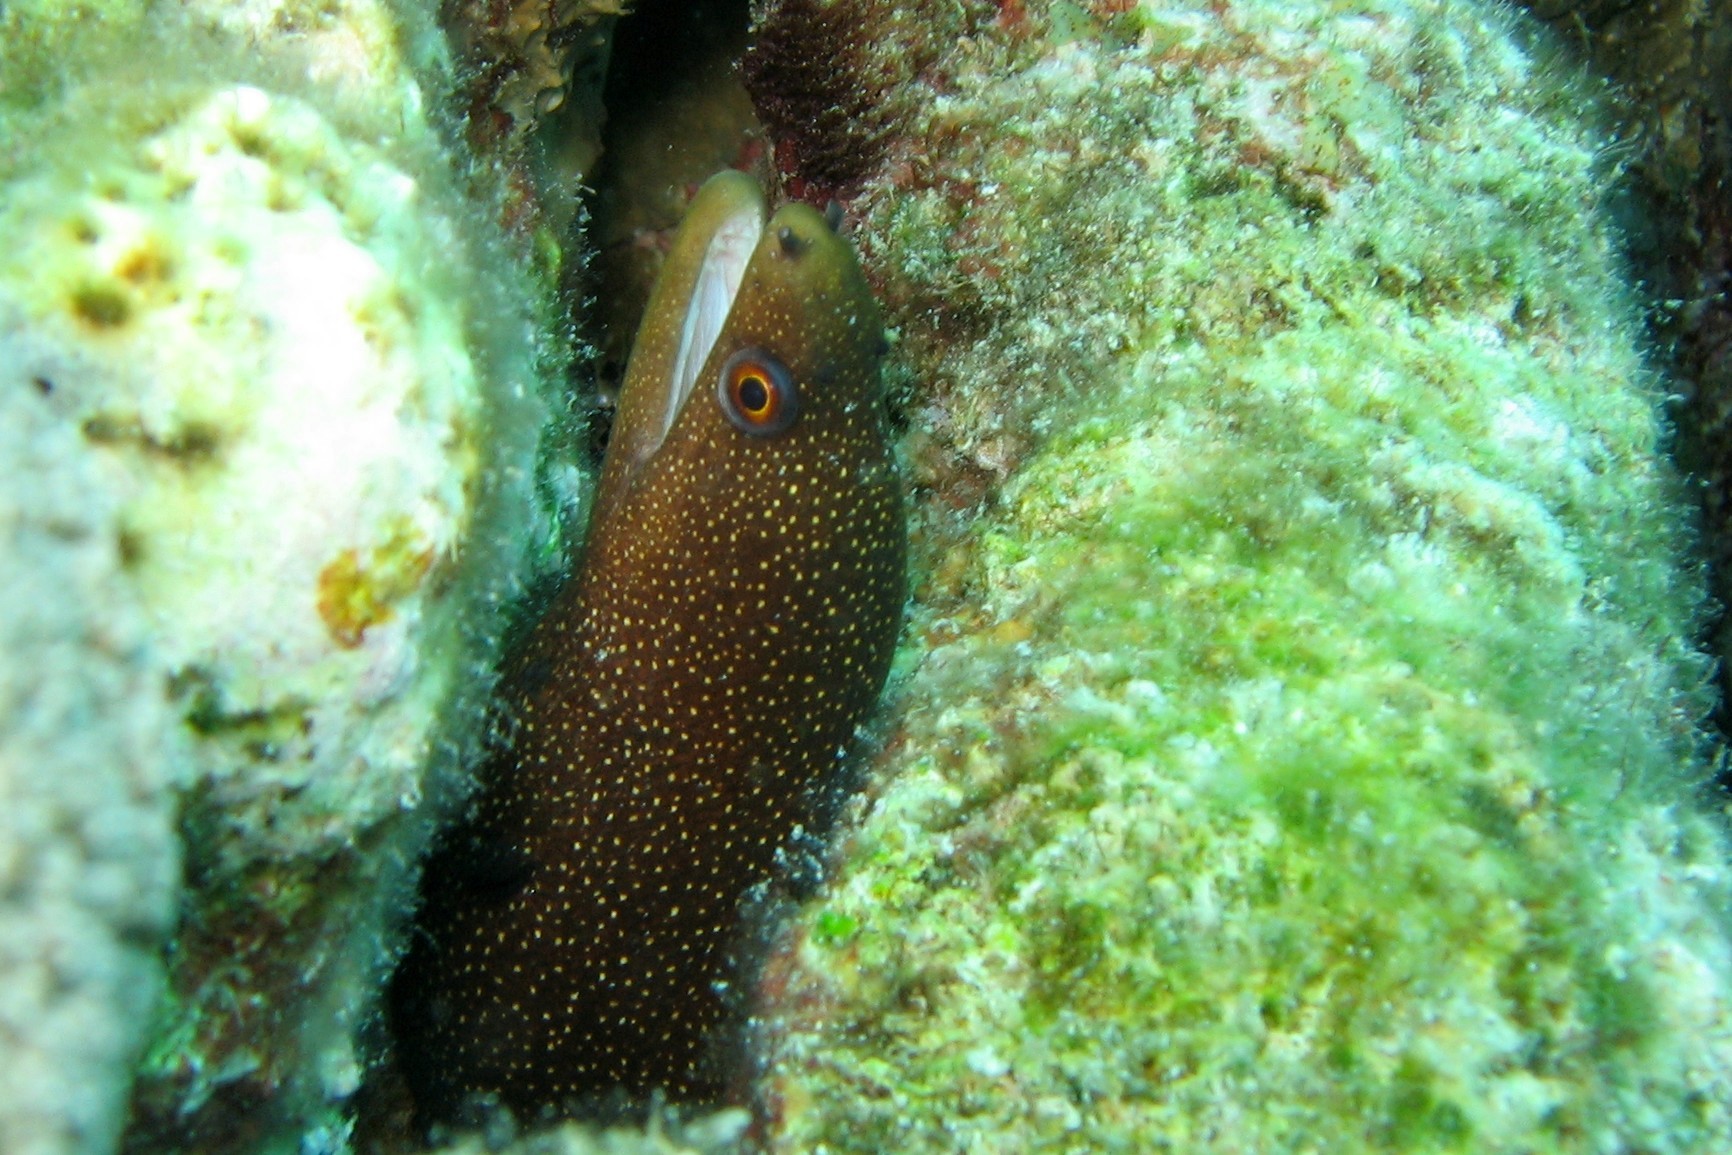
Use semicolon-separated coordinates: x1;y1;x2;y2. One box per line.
393;172;905;1126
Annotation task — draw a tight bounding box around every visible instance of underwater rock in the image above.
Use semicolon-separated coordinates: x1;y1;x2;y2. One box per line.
441;0;620;141
1513;3;1732;707
745;1;1732;1151
0;326;183;1155
440;0;622;240
1517;0;1730;204
422;1110;749;1155
4;0;1729;1149
741;0;968;202
1551;5;1732;731
0;3;566;1151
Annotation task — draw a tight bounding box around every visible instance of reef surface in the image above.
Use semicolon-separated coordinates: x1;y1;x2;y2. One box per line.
742;0;1732;1151
0;1;565;1150
1;0;1730;1152
0;324;184;1155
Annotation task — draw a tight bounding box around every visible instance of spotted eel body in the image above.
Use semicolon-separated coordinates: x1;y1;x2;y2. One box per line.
393;172;904;1125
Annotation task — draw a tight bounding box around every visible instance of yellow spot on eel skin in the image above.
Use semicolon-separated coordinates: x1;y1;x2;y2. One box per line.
393;171;906;1125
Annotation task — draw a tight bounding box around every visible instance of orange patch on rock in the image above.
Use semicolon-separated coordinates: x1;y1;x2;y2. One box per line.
316;523;435;648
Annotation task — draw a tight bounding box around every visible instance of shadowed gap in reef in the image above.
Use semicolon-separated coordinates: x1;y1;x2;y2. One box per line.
578;0;766;436
358;0;780;1148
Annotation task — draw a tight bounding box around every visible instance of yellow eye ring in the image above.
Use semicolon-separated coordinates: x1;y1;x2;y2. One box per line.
718;347;799;437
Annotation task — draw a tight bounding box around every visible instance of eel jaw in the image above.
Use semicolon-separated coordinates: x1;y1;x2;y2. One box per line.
661;204;764;448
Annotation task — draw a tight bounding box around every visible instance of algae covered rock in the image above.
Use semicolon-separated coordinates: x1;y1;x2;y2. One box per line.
3;0;1730;1150
1515;0;1732;697
748;1;1732;1150
0;2;567;1150
0;333;184;1155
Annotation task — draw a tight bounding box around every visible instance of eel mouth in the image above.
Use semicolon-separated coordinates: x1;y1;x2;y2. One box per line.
660;201;764;449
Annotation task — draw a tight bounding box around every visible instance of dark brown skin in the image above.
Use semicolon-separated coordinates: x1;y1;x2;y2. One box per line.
392;173;904;1127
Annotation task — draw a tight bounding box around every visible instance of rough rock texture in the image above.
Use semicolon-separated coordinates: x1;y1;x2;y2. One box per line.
0;3;566;1151
1519;0;1731;202
6;0;1731;1151
423;1110;749;1155
0;330;184;1155
1514;2;1732;712
440;0;623;202
741;1;1732;1150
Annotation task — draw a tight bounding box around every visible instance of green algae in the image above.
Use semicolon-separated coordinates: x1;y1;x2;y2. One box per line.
4;0;1724;1148
755;1;1732;1151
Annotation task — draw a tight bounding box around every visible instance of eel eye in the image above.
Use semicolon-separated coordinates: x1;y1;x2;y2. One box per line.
718;347;799;437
